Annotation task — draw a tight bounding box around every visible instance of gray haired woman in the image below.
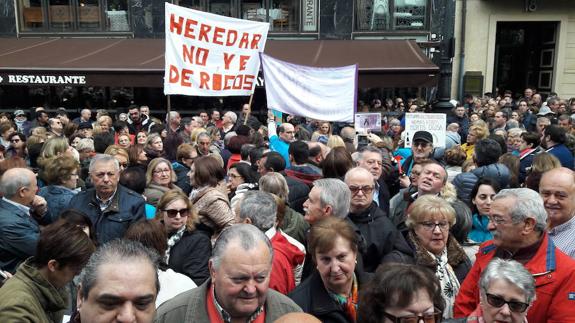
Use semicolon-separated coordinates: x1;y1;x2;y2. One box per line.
446;258;535;323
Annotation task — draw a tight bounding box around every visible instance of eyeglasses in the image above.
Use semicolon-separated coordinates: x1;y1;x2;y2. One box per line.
487;215;506;225
383;311;442;323
348;185;374;195
485;293;529;313
163;208;190;218
153;169;171;175
418;221;449;232
227;173;243;179
413;141;430;148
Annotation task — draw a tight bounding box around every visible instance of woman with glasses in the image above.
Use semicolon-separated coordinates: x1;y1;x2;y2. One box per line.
383;195;471;319
104;145;130;172
455;258;534;323
359;263;444;323
38;155;81;223
289;217;368;323
155;189;211;285
227;162;259;211
144;157;182;207
462;124;489;160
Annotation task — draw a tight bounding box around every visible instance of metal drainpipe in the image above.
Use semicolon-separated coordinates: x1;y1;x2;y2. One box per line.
457;0;467;101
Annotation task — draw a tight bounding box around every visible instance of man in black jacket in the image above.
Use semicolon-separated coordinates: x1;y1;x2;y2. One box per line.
344;167;410;272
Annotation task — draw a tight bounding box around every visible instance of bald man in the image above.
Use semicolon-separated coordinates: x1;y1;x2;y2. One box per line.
274;313;321;323
0;168;50;273
540;167;575;258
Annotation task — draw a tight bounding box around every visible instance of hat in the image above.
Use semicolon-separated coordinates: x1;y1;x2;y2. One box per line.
14;110;25;117
412;130;433;144
78;122;93;130
537;106;554;116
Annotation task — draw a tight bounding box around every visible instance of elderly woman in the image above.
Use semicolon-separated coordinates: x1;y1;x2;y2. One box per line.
359;263;444;323
259;172;309;245
104;145;130;171
188;155;235;238
383;195;471;319
38;155;81;223
289;217;368;323
144;157;182;207
452;259;535;323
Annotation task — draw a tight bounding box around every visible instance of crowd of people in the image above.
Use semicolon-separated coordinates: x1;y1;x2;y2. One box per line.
0;89;574;323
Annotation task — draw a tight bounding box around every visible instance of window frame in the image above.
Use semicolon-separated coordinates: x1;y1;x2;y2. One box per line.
352;0;432;35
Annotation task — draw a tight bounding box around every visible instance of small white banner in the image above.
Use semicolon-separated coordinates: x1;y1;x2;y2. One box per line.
355;113;382;132
164;3;269;96
404;113;447;148
261;53;357;123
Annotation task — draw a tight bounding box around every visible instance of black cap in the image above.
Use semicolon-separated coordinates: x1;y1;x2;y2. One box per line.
412;131;433;144
78;122;93;130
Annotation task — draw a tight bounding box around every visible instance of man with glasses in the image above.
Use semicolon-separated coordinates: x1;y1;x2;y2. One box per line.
68;154;145;245
454;188;575;323
344;167;408;273
402;130;435;176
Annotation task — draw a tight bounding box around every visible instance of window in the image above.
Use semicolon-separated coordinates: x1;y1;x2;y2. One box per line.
18;0;130;33
178;0;316;33
355;0;428;32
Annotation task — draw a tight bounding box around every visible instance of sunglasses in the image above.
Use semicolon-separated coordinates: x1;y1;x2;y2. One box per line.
485;293;529;313
163;208;190;218
348;185;374;195
383;311;442;323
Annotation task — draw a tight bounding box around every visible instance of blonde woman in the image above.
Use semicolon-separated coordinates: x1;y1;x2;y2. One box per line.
144;157;182;207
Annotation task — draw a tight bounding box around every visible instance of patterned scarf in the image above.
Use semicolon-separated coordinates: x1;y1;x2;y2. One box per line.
429;248;460;319
328;273;358;322
165;226;186;263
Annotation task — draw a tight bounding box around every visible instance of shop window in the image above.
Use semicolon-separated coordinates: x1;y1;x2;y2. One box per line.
17;0;131;33
177;0;311;33
356;0;428;32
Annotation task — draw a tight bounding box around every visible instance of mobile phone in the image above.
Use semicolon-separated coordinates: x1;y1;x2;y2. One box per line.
357;134;369;149
0;270;7;280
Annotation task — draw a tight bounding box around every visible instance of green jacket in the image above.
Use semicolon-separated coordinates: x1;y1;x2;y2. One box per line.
0;258;68;323
279;206;310;246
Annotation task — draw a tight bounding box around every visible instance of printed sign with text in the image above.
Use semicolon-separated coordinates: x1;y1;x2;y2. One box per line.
404;113;446;148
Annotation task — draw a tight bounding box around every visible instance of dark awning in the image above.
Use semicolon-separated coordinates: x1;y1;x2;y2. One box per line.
0;38;438;88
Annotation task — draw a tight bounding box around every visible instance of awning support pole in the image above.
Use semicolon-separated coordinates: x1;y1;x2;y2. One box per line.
244;93;254;125
167;95;172;134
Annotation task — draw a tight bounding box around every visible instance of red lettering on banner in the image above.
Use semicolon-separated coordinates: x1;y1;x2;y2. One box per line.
169;14;184;34
232;76;242;89
226;30;238;46
223;53;235;70
239;55;249;71
238;33;249;49
213;27;225;45
199;24;211;42
182;46;209;66
181;68;193;87
243;75;254;90
223;75;235;90
250;34;262;49
183;18;198;39
169;65;179;83
199;72;210;89
213;73;222;90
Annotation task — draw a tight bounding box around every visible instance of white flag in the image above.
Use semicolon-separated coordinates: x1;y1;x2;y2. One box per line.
261;53;357;122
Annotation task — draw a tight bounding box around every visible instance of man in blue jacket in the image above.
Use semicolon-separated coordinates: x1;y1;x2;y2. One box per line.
68;154;145;245
0;168;50;273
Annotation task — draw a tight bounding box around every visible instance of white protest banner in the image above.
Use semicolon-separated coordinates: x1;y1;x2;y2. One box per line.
355;113;382;132
164;3;269;96
404;113;447;148
261;53;357;123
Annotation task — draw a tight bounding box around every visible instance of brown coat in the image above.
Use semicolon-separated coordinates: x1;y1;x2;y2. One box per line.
191;184;235;237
